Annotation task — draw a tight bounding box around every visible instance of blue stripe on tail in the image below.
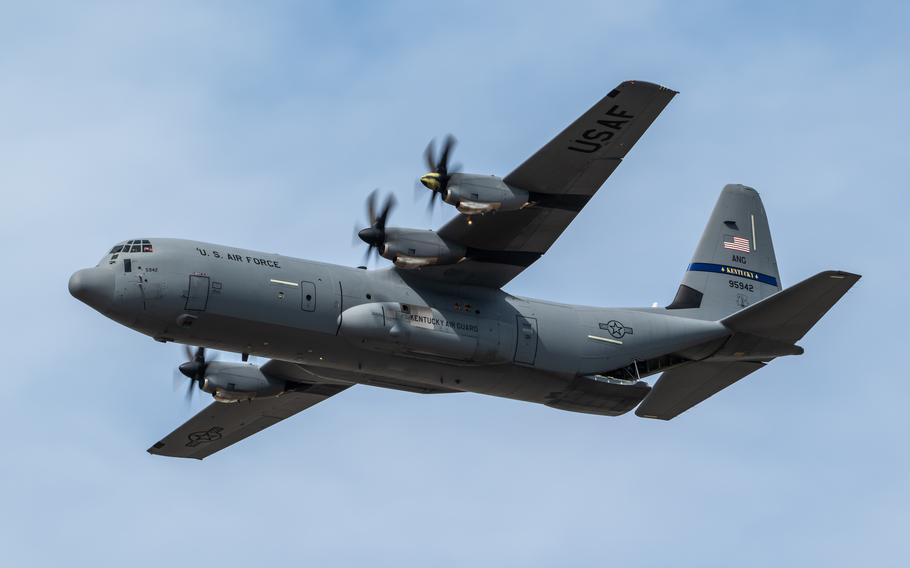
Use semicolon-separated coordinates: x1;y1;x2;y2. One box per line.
688;262;778;287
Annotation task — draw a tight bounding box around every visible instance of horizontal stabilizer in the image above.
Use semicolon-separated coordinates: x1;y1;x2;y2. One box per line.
635;361;764;420
721;270;861;343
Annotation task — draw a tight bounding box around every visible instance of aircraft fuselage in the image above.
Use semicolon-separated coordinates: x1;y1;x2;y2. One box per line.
71;238;729;415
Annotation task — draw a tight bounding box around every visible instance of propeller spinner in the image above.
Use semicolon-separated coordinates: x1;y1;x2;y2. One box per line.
176;345;211;403
356;190;396;263
420;134;460;210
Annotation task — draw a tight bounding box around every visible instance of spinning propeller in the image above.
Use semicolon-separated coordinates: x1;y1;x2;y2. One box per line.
355;190;396;263
175;345;214;403
420;134;460;211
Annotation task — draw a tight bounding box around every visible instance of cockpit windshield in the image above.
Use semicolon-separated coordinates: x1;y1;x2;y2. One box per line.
103;239;154;265
109;239;153;254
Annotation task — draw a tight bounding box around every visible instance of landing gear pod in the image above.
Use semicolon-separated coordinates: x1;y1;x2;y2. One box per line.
339;302;507;364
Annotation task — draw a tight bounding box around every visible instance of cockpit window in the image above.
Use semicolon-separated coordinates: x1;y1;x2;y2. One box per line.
110;240;154;255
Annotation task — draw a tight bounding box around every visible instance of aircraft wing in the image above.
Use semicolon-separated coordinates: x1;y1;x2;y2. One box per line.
148;361;351;460
411;80;676;288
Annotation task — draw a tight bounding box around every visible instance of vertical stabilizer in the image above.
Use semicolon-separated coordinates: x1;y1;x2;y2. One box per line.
667;184;781;320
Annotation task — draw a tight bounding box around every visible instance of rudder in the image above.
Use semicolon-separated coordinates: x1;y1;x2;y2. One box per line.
667;184;781;320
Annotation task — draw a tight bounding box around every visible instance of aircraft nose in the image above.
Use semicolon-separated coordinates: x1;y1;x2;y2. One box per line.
69;268;114;310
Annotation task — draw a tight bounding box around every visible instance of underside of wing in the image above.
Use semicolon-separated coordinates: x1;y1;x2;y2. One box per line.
410;80;677;288
148;361;351;460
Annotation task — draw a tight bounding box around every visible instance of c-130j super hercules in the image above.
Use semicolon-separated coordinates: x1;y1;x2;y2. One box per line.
69;80;859;459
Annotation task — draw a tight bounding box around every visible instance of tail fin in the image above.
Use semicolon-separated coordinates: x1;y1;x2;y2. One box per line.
667;184;781;320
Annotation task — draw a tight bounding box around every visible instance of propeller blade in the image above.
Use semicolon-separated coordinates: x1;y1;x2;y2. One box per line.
366;190;378;226
172;368;184;392
424;138;436;172
356;190;397;265
439;134;456;176
427;188;440;212
352;222;362;246
377;193;396;230
419;134;458;211
184;377;194;404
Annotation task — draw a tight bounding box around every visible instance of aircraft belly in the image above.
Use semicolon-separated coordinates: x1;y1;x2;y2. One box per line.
157;307;568;405
328;352;570;404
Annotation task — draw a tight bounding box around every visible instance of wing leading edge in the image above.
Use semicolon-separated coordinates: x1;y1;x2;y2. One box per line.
411;80;676;288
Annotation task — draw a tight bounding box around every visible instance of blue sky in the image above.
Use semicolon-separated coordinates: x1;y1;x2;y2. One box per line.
1;1;907;566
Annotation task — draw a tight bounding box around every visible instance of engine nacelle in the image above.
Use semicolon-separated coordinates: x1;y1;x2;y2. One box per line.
339;302;509;364
380;228;466;269
201;361;286;402
444;173;530;215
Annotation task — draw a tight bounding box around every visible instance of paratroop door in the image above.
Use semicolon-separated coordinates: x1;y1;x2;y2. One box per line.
185;275;210;311
514;315;538;365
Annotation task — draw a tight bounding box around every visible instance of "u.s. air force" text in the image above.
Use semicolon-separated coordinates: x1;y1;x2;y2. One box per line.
196;248;281;269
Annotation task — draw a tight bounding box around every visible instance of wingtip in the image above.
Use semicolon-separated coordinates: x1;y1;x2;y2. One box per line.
824;270;862;282
619;80;678;95
635;409;673;420
146;448;204;460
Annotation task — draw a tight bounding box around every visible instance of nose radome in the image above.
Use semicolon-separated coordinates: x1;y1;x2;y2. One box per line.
69;268;114;310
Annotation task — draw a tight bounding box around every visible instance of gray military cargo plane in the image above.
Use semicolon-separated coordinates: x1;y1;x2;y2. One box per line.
69;80;859;459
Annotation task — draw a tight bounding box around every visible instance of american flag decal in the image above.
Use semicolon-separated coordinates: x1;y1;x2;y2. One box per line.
723;235;751;252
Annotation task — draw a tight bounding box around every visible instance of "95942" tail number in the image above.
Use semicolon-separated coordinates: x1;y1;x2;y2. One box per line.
729;279;754;292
